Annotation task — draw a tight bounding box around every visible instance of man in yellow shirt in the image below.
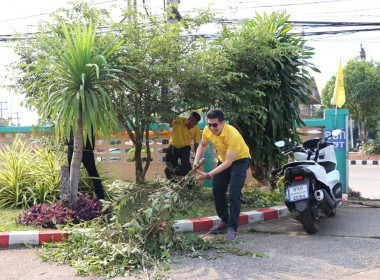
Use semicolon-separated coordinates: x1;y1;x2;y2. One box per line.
165;112;201;179
194;109;250;241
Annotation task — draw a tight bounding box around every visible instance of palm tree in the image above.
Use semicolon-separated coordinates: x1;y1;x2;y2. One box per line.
31;21;124;204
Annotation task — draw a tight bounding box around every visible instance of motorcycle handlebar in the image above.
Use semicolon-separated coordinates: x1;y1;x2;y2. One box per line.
283;147;294;155
280;136;335;155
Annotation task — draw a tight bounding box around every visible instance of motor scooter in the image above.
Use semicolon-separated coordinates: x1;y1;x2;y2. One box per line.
274;129;343;234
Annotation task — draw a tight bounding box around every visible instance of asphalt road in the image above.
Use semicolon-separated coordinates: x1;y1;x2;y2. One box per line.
1;203;380;280
349;165;380;199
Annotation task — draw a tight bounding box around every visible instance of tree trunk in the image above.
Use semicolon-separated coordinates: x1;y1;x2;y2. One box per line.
250;162;271;186
60;165;71;207
142;132;152;180
135;139;144;184
357;118;366;142
69;104;84;205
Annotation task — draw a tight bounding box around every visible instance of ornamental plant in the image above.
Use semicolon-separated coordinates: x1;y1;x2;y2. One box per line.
0;136;107;209
16;194;109;228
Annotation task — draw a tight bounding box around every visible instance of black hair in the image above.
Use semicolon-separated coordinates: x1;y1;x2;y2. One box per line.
190;112;201;122
206;109;225;122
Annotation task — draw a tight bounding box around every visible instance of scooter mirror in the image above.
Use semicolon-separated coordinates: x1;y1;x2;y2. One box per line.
332;129;342;137
275;140;285;148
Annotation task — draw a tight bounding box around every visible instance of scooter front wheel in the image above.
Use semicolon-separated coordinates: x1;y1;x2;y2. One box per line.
299;201;319;234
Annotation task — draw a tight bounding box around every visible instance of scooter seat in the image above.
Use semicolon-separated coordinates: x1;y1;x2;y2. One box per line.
319;161;336;173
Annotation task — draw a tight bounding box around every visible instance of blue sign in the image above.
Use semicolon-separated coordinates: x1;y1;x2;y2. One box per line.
323;129;346;150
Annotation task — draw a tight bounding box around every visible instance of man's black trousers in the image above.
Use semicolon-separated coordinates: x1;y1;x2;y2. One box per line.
164;145;192;179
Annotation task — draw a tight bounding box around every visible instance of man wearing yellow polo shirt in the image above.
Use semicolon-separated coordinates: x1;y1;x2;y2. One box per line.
164;112;201;179
194;109;250;241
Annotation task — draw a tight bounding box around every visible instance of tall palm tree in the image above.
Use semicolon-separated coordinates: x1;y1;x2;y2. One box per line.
32;21;124;203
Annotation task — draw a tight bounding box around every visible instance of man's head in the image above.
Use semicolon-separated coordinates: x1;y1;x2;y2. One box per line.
186;112;201;129
206;109;225;135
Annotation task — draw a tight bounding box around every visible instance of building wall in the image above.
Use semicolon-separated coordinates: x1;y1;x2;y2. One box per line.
94;131;171;181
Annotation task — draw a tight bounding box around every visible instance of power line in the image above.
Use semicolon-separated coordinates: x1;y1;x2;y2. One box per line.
0;0;120;24
1;20;380;42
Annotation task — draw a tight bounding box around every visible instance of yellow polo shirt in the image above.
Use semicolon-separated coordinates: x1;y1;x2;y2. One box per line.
202;124;251;162
170;117;200;148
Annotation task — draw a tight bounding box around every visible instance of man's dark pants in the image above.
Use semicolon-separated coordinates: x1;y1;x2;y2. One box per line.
212;158;250;231
164;145;192;179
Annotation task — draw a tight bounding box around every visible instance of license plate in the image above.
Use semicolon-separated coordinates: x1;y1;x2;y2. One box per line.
286;183;309;202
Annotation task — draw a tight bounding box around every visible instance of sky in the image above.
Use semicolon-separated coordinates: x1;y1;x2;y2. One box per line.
0;0;379;125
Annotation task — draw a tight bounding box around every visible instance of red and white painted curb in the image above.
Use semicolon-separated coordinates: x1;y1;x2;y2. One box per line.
0;205;289;248
0;230;68;248
173;205;289;232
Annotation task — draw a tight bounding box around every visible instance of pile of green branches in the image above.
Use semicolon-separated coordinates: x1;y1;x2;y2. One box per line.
37;177;247;278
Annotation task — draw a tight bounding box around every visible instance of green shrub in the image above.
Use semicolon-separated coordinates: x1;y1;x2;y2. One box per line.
0;137;107;209
0;137;42;208
362;139;380;154
242;183;284;208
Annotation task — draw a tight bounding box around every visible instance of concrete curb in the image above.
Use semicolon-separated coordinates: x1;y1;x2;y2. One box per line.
350;160;380;165
173;205;289;232
0;230;68;248
0;205;289;248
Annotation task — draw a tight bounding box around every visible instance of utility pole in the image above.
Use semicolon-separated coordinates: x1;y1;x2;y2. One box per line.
0;100;7;118
166;0;182;24
13;112;22;126
360;44;366;60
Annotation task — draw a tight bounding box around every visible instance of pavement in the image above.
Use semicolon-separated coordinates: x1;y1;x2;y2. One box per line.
2;202;380;280
1;161;380;279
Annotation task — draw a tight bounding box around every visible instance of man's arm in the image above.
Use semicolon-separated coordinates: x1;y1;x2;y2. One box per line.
193;142;199;153
196;150;237;180
193;141;208;169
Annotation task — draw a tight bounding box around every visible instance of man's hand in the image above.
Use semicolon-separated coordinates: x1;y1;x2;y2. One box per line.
192;157;204;170
195;169;207;180
193;161;200;170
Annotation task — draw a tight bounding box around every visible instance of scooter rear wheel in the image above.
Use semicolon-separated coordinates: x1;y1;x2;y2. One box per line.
299;201;319;234
327;207;337;217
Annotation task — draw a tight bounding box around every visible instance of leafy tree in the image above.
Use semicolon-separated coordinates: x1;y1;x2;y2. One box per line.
311;105;324;119
215;11;318;184
108;7;219;184
322;59;380;142
8;2;127;203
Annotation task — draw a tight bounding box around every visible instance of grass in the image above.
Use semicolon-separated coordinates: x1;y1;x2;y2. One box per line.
0;209;39;231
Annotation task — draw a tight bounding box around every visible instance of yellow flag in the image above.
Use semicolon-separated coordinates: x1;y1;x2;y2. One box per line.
331;60;345;108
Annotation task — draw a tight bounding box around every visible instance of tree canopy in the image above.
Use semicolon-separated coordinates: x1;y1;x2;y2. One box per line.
8;1;319;185
107;6;220;183
322;59;380;141
215;12;318;183
8;1;130;199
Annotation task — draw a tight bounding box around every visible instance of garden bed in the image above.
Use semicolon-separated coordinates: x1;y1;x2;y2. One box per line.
348;151;380;161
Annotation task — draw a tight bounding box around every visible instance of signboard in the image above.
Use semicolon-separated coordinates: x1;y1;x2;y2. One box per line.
323;128;346;150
